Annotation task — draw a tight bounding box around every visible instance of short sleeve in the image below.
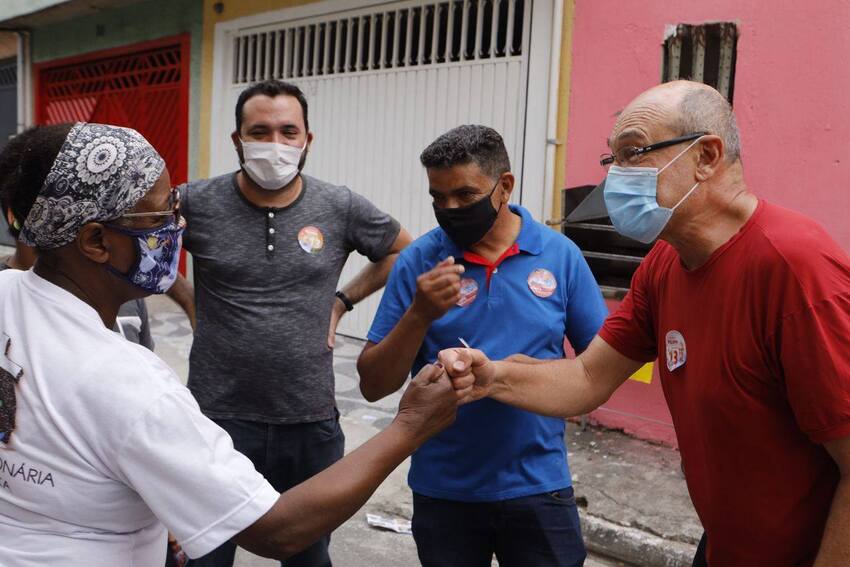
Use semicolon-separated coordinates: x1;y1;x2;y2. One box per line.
563;244;609;351
598;258;658;363
346;190;401;262
780;292;850;443
113;389;279;558
366;254;417;343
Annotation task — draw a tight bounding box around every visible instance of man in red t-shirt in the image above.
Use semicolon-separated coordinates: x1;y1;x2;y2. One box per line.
438;80;850;566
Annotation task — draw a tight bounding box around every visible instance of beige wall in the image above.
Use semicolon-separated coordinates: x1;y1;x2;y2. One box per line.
0;32;18;60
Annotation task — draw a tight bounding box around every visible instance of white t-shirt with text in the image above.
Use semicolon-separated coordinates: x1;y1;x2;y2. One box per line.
0;270;279;566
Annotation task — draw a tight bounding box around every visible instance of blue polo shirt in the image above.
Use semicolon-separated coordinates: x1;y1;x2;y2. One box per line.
368;205;608;502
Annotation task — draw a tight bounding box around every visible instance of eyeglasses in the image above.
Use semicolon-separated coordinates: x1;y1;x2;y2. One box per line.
120;186;182;226
600;132;707;168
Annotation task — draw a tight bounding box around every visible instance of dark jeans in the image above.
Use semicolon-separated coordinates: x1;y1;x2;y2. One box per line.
412;488;587;567
692;533;708;567
186;415;345;567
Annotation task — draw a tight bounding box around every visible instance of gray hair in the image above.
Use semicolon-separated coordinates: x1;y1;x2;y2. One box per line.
678;87;741;162
420;125;511;179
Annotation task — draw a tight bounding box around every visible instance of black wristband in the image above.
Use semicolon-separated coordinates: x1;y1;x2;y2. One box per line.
335;290;354;312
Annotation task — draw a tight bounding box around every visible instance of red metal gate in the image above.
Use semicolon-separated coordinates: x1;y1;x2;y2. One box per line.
35;35;191;271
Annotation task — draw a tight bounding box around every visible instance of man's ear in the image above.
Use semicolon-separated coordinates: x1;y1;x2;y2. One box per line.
5;207;17;229
498;172;516;203
76;223;111;265
696;135;724;182
231;131;244;163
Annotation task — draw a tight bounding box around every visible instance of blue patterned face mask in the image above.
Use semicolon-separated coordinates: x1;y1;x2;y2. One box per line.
106;217;185;294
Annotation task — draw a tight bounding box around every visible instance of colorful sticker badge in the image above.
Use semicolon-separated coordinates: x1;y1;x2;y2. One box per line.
665;330;687;372
527;268;557;298
298;226;325;254
456;278;479;307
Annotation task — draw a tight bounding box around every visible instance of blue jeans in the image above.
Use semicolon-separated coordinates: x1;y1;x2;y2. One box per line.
186;415;345;567
412;488;587;567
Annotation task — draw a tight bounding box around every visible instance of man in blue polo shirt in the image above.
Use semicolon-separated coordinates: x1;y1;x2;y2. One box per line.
357;125;607;566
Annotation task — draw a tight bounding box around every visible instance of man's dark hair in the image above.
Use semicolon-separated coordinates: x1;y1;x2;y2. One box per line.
0;124;74;239
235;80;310;133
420;125;511;180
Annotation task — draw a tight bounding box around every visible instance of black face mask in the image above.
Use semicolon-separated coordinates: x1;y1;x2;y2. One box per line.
433;180;502;249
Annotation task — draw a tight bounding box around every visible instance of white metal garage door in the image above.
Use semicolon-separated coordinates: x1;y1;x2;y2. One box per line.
209;0;553;339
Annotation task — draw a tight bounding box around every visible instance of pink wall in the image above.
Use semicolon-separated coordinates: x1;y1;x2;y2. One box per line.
565;0;850;446
565;0;850;250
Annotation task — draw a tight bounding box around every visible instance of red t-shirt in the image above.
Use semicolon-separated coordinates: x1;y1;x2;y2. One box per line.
600;200;850;566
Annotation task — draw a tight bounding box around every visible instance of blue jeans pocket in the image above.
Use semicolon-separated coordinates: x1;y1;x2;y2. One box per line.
546;486;577;505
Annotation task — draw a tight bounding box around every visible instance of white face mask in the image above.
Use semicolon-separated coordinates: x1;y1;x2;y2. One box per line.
239;139;307;191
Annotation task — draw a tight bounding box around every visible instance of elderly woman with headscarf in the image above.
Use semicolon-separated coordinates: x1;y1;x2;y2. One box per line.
0;123;459;566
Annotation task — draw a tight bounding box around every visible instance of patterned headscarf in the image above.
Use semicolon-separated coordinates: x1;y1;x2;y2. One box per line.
19;122;165;250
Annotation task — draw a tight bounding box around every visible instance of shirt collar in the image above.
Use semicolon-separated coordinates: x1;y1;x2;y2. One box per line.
438;204;543;257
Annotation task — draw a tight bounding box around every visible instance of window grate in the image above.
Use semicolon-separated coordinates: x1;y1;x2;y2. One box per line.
231;0;526;85
663;22;738;102
0;61;16;88
40;45;182;100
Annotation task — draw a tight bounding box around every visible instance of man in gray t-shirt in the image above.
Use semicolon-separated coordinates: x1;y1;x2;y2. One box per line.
176;80;410;567
182;172;400;422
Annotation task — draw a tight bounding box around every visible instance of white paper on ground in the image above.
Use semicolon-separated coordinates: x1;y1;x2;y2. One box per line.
365;513;412;535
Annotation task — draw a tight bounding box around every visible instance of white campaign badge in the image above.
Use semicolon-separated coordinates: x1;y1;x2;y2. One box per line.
665;330;687;372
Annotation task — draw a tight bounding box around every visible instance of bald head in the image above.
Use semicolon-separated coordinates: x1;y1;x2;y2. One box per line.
614;81;741;163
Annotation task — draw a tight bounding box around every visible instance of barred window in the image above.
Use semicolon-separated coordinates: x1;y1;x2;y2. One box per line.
0;60;16;88
663;22;738;101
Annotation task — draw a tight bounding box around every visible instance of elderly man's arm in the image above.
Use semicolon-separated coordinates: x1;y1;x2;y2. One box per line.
439;336;643;416
327;228;412;347
813;436;850;566
166;272;196;331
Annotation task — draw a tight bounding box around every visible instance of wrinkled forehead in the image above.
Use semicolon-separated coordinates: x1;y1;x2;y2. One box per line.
608;97;679;149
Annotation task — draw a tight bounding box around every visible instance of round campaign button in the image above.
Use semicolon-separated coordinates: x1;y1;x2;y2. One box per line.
456;278;479;307
528;268;557;298
298;226;325;254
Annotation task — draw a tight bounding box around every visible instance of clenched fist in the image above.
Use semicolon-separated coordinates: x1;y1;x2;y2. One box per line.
438;348;497;405
411;257;465;322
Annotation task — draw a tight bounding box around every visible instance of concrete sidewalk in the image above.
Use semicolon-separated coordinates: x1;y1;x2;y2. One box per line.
146;295;702;566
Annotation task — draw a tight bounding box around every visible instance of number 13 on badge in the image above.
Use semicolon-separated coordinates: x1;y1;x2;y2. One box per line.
665;330;687;372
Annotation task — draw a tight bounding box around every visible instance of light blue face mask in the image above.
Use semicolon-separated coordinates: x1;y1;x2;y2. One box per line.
603;138;703;244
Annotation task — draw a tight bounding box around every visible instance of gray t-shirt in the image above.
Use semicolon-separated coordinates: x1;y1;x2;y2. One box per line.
181;173;400;423
0;260;153;350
